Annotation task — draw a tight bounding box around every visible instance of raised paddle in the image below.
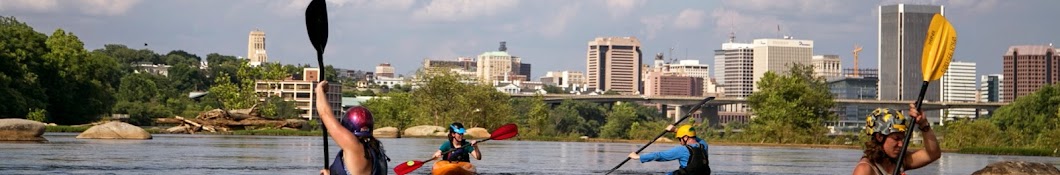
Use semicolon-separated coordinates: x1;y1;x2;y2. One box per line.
394;123;519;175
305;0;329;171
893;13;956;175
605;97;716;175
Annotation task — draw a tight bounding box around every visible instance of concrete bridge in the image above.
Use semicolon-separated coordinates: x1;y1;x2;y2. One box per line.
509;94;1010;127
509;94;1008;111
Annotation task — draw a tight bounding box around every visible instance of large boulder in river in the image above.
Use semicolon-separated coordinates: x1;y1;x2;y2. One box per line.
466;127;490;139
972;161;1060;175
404;125;446;137
373;127;398;138
0;119;47;141
76;121;152;139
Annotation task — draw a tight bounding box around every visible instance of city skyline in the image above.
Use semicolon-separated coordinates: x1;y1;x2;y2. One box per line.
3;0;1058;77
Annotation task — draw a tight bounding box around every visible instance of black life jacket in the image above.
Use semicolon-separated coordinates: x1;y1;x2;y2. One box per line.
443;140;473;162
329;144;390;175
672;144;710;175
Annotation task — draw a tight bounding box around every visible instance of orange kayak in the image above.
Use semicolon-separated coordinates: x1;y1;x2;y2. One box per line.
431;160;476;175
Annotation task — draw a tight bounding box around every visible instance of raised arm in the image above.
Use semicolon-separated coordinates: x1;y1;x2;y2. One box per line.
316;81;365;158
902;103;941;169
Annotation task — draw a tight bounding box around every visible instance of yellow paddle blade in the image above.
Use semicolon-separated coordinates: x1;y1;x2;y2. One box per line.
921;13;957;81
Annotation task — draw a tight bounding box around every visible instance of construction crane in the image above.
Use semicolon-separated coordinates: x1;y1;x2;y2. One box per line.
852;44;863;77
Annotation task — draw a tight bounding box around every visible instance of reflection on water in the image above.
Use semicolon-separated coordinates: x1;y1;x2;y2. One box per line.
0;133;1057;174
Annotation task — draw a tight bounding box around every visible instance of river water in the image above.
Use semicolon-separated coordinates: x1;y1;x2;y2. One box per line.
1;133;1058;175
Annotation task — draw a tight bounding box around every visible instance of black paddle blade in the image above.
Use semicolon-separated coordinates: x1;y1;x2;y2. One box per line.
305;0;328;56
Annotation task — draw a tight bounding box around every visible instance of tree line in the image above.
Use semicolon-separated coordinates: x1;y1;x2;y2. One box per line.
1;16;339;125
361;68;672;139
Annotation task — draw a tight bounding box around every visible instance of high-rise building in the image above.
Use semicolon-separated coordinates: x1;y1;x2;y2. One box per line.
375;63;395;78
878;4;944;102
714;42;753;112
941;61;977;121
477;51;515;82
1003;45;1059;102
247;29;268;66
587;37;642;94
980;74;1003;102
812;55;842;79
752;38;814;90
540;71;585;90
477;42;529;82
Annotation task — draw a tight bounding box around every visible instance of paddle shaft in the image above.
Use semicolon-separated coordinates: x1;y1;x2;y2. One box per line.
315;52;330;170
605;97;715;175
893;82;927;175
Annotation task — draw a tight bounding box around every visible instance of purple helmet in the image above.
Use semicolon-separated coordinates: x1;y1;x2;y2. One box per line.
341;106;374;137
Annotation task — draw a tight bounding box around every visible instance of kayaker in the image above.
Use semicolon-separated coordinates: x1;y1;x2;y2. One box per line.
316;81;390;175
628;124;711;175
852;104;940;175
432;122;481;162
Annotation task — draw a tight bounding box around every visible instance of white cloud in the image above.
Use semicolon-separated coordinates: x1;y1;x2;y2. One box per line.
76;0;141;16
639;14;670;39
0;0;140;16
539;3;579;38
0;0;58;12
605;0;645;19
411;0;519;21
710;8;785;39
723;0;855;17
267;0;414;17
672;9;706;30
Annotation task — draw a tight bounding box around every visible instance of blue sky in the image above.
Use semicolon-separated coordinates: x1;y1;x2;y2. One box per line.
3;0;1058;78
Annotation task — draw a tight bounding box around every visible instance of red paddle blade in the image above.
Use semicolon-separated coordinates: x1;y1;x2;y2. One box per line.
394;160;425;175
489;123;518;140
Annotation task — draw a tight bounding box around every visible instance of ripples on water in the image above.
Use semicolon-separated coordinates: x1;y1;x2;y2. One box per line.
1;133;1057;174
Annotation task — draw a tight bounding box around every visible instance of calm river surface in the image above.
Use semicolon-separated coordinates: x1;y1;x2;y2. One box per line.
1;133;1058;174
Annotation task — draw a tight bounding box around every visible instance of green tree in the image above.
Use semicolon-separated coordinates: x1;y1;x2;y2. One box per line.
0;16;48;118
163;50;201;66
542;85;566;94
524;95;554;136
208;71;256;109
746;63;836;144
412;69;468;126
167;63;207;92
364;92;423;138
261;96;300;119
37;29;121;124
601;102;637;139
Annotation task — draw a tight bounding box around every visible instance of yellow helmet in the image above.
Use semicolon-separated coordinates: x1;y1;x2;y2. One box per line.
674;125;695;138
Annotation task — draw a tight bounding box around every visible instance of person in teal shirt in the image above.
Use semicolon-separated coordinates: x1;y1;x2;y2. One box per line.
432;122;481;162
629;124;710;175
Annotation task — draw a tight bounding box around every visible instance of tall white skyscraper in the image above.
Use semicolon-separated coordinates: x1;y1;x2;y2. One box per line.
714;42;753;112
941;61;977;122
752;38;814;90
247;29;267;66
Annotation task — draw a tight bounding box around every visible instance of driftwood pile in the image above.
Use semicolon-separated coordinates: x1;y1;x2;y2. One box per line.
156;105;307;134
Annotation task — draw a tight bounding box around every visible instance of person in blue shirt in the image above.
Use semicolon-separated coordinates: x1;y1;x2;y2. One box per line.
628;124;711;175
